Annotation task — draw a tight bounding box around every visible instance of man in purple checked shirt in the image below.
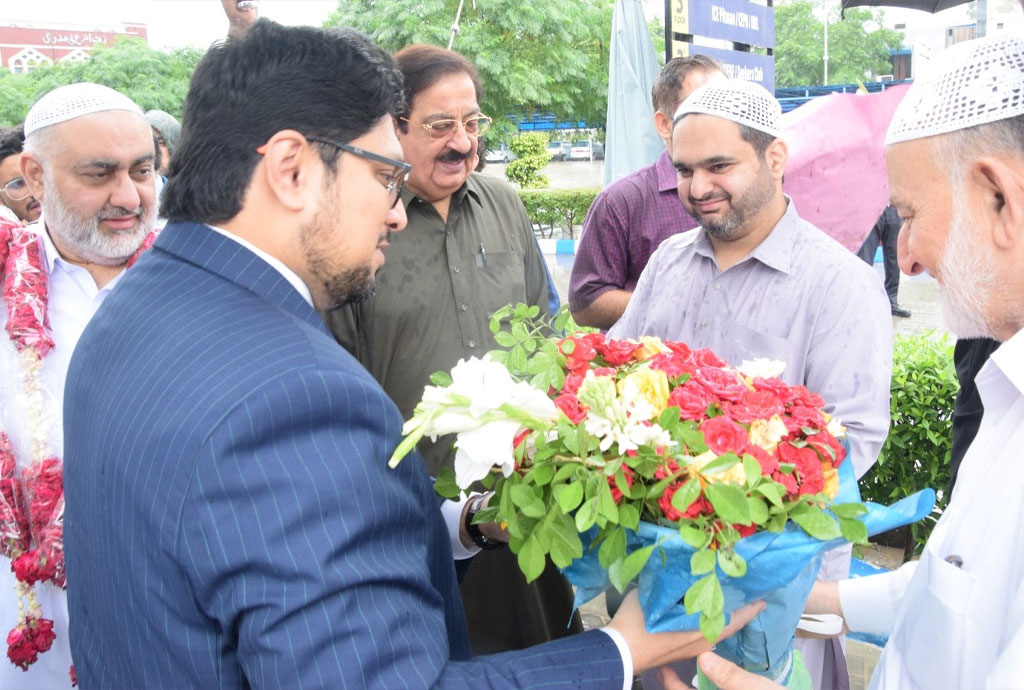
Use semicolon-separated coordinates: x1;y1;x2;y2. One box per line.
569;56;723;329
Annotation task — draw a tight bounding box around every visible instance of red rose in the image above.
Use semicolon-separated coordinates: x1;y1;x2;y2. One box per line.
664;340;693;359
554;393;588;424
648;352;696;380
693;348;727;368
745;444;779;476
667;381;715;420
561;371;585;395
773;469;799;497
558;335;598;373
595;338;641;366
786;405;825;431
6;616;54;670
734;523;757;538
699;416;749;455
751;376;792;397
788;385;826;409
727;389;786;424
659;485;712;522
654;460;681;481
592;367;616;377
778;442;825;496
608;465;634;504
694;366;748;402
70;665;77;687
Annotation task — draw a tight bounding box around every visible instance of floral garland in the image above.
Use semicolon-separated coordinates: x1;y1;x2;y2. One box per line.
0;220;155;676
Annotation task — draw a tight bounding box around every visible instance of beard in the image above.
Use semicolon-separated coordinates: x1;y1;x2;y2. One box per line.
936;193;997;339
690;164;776;241
43;170;155;266
301;192;377;311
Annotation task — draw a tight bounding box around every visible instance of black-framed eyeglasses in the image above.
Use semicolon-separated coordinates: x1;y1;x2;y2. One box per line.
307;135;411;209
0;177;29;201
399;115;492;139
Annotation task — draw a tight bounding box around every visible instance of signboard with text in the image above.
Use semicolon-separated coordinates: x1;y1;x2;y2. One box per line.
670;40;775;91
670;0;774;48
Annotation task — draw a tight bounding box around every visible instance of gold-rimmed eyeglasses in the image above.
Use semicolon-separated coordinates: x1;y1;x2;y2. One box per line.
399;115;492;139
0;177;30;201
307;135;411;209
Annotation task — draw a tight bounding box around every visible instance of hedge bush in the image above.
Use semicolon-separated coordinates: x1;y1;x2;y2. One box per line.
517;188;600;239
860;332;958;557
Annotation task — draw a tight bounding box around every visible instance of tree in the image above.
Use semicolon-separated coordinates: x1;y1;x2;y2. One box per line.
774;1;904;87
327;0;614;141
0;38;202;127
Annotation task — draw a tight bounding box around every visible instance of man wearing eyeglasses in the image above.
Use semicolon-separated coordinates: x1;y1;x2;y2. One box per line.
323;43;571;658
0;125;41;225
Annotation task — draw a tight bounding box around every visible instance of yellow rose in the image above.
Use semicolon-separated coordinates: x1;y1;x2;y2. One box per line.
634;336;671;360
748;414;789;453
822;463;839;500
616;366;670;418
687;450;748;485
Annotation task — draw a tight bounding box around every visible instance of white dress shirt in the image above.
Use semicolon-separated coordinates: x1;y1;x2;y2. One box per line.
0;222;124;690
840;328;1024;689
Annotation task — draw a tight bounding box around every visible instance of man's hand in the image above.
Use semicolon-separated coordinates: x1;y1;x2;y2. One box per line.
660;652;783;689
605;590;764;674
221;0;259;40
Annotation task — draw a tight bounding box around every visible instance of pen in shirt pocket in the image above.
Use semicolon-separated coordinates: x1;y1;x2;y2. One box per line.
479;242;487;267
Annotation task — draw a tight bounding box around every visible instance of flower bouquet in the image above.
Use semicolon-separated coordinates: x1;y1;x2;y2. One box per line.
391;305;934;686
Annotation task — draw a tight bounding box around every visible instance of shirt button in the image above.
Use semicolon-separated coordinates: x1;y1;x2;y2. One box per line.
468;340;476;348
700;320;708;328
713;282;721;290
461;304;468;311
453;266;460;273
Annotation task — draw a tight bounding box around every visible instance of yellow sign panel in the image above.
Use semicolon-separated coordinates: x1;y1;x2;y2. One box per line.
670;39;690;59
670;0;689;34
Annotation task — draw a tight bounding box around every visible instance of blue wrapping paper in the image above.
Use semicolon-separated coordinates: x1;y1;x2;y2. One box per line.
562;457;936;677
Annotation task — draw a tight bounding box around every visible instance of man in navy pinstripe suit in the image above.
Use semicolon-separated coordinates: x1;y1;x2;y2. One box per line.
62;21;760;689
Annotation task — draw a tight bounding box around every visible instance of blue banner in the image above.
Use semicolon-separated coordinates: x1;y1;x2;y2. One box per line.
670;0;775;48
671;41;775;91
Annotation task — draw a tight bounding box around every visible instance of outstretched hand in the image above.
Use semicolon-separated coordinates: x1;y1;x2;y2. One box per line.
605;590;765;675
221;0;259;40
660;652;783;690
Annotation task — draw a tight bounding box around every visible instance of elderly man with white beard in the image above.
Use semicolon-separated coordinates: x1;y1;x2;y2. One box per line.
0;82;157;688
662;32;1024;690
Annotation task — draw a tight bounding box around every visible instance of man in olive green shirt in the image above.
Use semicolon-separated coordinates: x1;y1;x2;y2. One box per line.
323;44;578;656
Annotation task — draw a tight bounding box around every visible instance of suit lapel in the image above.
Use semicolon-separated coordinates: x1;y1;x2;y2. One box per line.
154;221;328;334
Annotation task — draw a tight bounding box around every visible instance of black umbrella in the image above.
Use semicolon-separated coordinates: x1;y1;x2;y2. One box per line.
841;0;971;13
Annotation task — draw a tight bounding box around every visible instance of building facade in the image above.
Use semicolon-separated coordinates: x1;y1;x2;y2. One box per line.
0;23;148;73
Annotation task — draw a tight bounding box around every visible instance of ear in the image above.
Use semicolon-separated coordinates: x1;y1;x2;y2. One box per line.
256;130;321;213
765;137;788;181
19;153;45;202
653;110;673;143
969;155;1024;251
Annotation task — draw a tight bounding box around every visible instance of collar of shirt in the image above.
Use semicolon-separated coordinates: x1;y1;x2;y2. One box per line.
977;328;1024;425
655;149;679;193
206;224;314;307
692;195;799;275
400;174;484;215
33;216;126;297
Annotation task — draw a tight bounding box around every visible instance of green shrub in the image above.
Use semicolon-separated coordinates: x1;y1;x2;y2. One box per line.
506;132;551;189
860;332;958;558
517;188;600;239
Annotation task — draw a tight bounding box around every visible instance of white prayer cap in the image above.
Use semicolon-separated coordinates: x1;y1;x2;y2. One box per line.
886;34;1024;146
673;78;782;138
24;82;144;137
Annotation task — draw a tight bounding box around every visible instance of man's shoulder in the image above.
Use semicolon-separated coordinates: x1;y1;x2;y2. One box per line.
467;172;523;205
787;216;885;297
598;160;662;202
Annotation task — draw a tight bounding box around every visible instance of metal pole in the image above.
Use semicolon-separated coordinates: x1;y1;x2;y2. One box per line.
448;0;468;50
823;1;829;85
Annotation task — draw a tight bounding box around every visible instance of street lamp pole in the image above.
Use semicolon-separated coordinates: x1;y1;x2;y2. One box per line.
823;1;829;84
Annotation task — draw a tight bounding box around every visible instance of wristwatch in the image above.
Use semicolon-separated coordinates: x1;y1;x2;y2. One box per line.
464;494;504;550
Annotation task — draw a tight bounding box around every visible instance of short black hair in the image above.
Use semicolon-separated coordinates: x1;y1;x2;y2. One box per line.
737;123;776;158
161;20;404;225
0;125;25;165
393;44;483;131
652;55;722;115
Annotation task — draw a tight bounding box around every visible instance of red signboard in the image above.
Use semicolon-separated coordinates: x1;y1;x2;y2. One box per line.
0;23;148;72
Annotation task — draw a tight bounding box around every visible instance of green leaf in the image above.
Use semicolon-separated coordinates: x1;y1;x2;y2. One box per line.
766;512;787;532
705;483;752;526
830;502;869;519
790;504;842;540
548;513;584;567
492;330;517;347
527;463;555;486
553;482;584;513
433;468;460;499
552;463;579;484
747;495;769;525
697;452;740;476
599;526;627;569
683;573;723;616
510;484;546;519
575;497;599;532
743;454;762;486
716;549;747;578
428;370;452;386
516;535;546;583
609;543;656;592
617;502;640;530
678;522;711;549
597;480;619;525
755;482;785;508
690;548;716;575
670;478;702;513
838;516;869;544
699;611;726;643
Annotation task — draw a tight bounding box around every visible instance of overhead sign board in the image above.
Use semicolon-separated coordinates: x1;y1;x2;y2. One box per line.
670;40;775;91
670;0;775;48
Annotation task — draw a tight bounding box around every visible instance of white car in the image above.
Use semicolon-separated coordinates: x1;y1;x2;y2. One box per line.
569;140;593;161
483;145;516;163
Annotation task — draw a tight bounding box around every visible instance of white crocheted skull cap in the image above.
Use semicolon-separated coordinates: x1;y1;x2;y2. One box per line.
673;78;782;138
886;34;1024;146
24;82;144;137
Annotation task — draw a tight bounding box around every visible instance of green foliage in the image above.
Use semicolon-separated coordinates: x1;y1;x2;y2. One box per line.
860;332;958;557
505;132;551;189
774;1;905;87
517;187;599;239
327;0;614;131
0;38;202;127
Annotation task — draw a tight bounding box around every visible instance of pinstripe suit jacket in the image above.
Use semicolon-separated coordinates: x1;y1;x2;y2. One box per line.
63;222;623;689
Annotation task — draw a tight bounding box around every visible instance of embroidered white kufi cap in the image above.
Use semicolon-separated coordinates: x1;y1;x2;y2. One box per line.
886;34;1024;146
24;82;144;137
673;78;782;138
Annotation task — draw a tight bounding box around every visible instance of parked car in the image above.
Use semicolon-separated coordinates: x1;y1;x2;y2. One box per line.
547;140;571;161
483;144;516;163
591;140;605;160
569;140;594;161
